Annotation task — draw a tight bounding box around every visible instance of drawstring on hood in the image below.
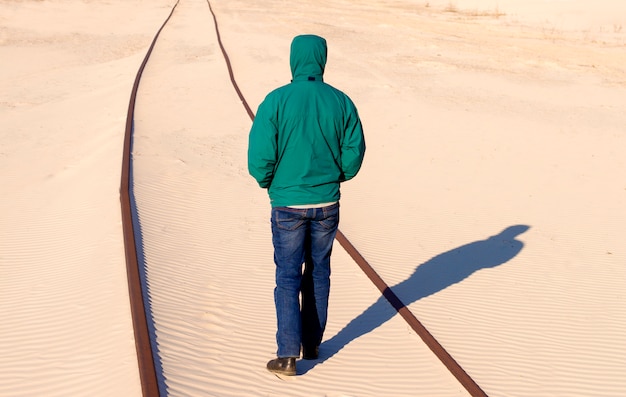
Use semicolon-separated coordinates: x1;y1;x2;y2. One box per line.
290;35;327;82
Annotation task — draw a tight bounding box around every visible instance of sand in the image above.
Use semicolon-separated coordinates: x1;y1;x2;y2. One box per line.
1;0;625;396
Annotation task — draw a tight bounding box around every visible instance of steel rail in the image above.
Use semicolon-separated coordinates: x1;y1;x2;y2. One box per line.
120;1;180;396
206;1;488;396
335;231;488;397
121;0;489;395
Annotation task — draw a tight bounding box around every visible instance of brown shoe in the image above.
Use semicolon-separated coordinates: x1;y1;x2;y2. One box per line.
266;357;296;376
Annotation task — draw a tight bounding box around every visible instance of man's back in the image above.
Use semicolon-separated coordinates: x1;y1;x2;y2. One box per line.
248;35;365;207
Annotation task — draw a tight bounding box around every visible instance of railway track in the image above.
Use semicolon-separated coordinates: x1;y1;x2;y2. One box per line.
120;1;488;396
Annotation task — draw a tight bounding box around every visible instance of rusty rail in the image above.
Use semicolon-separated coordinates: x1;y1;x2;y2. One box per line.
206;1;488;395
335;231;488;397
120;1;180;396
121;0;489;395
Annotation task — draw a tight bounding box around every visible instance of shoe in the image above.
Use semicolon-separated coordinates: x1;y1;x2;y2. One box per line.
266;357;296;376
302;345;319;360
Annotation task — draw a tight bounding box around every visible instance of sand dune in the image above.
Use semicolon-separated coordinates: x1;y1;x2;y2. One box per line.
1;0;625;396
1;1;171;395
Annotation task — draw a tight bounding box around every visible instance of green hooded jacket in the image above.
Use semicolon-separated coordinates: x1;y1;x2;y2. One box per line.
248;35;365;207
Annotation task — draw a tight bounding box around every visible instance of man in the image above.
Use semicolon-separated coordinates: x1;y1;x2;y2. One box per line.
248;34;365;376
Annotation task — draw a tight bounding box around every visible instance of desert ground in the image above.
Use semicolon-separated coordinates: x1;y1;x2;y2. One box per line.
1;0;625;396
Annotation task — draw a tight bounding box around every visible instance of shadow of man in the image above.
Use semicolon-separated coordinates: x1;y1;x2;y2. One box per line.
299;224;530;373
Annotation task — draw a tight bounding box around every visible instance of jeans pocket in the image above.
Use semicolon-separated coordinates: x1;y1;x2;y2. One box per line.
272;208;306;231
319;206;339;230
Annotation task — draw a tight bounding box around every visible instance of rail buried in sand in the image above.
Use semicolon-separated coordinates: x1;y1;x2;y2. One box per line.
120;1;488;396
120;1;180;396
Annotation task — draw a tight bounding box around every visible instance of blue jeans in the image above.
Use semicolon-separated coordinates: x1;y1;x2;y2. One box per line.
271;202;340;358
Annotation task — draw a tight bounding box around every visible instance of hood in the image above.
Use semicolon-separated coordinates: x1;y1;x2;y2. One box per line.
290;35;327;82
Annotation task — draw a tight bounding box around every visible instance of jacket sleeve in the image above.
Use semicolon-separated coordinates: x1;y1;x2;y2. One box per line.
340;99;366;181
248;98;278;188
